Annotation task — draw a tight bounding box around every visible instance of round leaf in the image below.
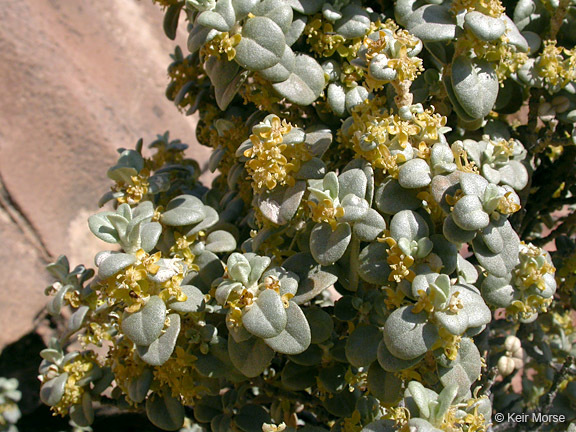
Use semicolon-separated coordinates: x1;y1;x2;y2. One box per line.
146;391;185;431
310;222;352;266
346;325;381;367
451;57;499;120
383;306;438;360
235;405;271;432
228;337;274;377
242;289;287;339
169;285;205;313
40;373;68;406
98;253;136;279
161;195;206;226
264;302;311;354
122;296;167;346
235;17;286;70
137;314;181;366
272;54;326;105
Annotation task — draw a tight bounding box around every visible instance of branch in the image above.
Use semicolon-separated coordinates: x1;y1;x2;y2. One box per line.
548;0;571;40
538;356;575;421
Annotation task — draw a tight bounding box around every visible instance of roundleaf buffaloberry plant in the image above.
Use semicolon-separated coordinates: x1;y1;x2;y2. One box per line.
39;0;576;431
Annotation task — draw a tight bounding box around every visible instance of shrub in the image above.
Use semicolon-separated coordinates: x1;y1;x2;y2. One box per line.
40;0;576;431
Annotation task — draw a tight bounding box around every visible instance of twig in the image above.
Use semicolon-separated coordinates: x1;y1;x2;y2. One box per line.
539;356;575;419
548;0;571;40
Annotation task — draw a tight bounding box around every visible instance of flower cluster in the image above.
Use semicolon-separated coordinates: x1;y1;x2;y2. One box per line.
344;101;449;177
243;115;312;193
536;40;576;90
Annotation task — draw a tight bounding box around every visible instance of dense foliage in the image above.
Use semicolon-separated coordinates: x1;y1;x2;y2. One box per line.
33;0;576;431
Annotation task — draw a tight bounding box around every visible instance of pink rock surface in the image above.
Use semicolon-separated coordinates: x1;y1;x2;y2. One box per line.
0;0;210;348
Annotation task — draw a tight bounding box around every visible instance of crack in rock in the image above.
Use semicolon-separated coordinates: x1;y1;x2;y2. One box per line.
0;173;53;264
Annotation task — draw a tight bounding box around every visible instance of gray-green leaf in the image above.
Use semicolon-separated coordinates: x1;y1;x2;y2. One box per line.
242;289;287;339
310;222;352;266
146;391;185;431
272;54;326;105
137;314;181;366
122;296;167;346
235;17;286;71
264;302;311;354
228;337;274;377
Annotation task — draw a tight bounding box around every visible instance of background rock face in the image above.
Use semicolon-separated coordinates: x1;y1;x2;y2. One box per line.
0;0;210;348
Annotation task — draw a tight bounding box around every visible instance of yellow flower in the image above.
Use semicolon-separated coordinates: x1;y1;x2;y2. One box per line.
536;40;576;89
154;346;205;406
305;15;363;59
108;340;149;405
380;236;416;283
451;0;505;17
363;25;424;89
497;191;521;215
384;287;408;310
244;115;312;193
307;198;345;230
170;232;200;270
432;327;462;361
201;32;242;61
347;101;447;177
51;355;96;416
114;174;150;205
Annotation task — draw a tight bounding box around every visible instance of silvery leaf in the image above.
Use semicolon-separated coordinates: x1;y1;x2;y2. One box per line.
358;242;390;285
161;195;206;226
252;0;293;33
264;302;311;354
259;45;295;82
406;5;459;42
137;314;181;366
228;337;274;378
235;17;286;71
40;373;68;406
398;158;432;189
383;306;438;360
377;338;423;372
310;222;352;266
140;222;162;252
451;57;499;120
338;168;367;201
353;209;386;242
334;4;370;38
98;253;136;279
285;14;308;46
390;210;430;242
242;289;287;338
122;296;167;346
375;179;421;214
127;368;153;403
197;0;236;31
258;181;306;225
285;0;322;15
464;11;506;41
169;285;205;313
283;253;338;304
69;392;94;427
88;212;120;243
205;230;237;253
346;325;381;367
272;54;326;105
327;82;347;117
452;195;490;231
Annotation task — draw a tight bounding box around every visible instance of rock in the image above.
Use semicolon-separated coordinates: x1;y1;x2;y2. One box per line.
0;0;211;349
